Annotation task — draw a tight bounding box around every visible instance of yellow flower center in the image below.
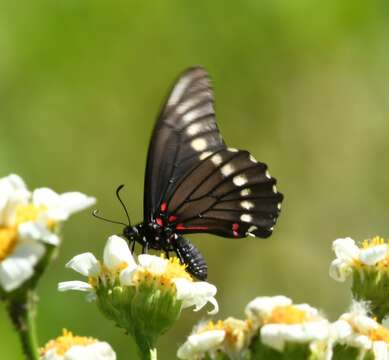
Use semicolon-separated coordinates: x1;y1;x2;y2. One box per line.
361;236;385;249
357;236;389;270
133;256;192;290
201;318;250;350
267;305;308;324
0;227;18;261
0;203;56;261
39;329;97;356
369;325;389;343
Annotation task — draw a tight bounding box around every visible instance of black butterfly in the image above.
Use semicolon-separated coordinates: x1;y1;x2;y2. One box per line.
94;67;283;280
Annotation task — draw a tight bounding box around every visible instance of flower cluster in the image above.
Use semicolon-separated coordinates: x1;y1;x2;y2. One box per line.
330;236;389;321
59;235;218;354
40;329;116;360
0;174;95;293
178;295;330;359
330;305;389;359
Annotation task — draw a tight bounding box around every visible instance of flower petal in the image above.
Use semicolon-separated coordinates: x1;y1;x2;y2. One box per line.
66;253;100;277
359;244;388;266
119;267;136;286
373;341;388;360
58;281;93;292
32;188;68;220
0;174;30;226
65;341;117;360
332;237;359;261
174;278;218;314
137;254;167;274
18;220;60;245
177;330;225;359
329;258;352;282
245;295;292;320
103;235;136;272
58;192;96;217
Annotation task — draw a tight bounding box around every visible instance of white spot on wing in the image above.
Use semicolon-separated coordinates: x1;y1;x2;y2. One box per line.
187;123;203;136
272;185;277;193
191;138;207;152
183;103;213;123
227;148;238;152
211;154;223;166
246;225;258;237
277;203;282;210
233;175;248;186
265;171;271;179
221;164;234;177
240;188;251;197
241;201;254;210
249;155;257;163
177;99;196;114
168;76;192;106
240;214;252;222
199;151;212;160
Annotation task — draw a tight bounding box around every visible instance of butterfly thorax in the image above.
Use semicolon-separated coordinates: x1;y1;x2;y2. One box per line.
123;221;175;251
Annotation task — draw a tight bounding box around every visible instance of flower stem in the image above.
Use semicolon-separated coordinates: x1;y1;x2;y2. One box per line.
7;290;40;360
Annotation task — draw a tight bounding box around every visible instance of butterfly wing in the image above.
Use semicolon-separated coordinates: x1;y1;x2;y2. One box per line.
144;67;226;221
161;148;283;238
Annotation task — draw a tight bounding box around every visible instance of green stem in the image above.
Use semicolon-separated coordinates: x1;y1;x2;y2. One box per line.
134;334;157;360
7;290;40;360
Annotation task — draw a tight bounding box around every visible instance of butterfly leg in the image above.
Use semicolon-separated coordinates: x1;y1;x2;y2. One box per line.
131;240;136;254
142;242;149;254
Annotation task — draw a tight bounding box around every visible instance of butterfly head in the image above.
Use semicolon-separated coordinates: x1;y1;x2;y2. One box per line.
122;224;140;241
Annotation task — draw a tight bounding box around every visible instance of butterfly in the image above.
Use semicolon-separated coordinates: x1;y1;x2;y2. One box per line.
94;67;283;280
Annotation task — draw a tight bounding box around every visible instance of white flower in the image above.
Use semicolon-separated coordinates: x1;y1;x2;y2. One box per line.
329;237;389;282
59;235;218;314
0;173;95;292
331;309;389;358
177;318;250;359
40;329;116;360
177;329;226;359
246;296;330;353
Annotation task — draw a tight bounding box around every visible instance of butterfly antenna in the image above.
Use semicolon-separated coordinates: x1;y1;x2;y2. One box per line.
116;184;131;226
92;209;128;227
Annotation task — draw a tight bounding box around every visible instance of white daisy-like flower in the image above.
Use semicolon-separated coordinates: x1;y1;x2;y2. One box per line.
329;236;389;282
0;174;95;292
59;235;218;314
331;308;389;359
245;296;330;353
177;318;250;359
39;329;116;360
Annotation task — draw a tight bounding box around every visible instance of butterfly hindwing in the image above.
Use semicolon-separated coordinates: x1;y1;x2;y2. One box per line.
161;149;283;238
144;67;226;221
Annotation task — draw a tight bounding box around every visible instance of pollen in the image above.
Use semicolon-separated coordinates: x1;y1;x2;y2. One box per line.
14;204;47;225
369;325;389;343
361;236;386;249
0;227;18;261
165;256;192;282
267;305;307;325
39;329;97;357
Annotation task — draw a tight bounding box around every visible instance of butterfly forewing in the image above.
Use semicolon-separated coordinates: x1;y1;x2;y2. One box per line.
144;67;226;221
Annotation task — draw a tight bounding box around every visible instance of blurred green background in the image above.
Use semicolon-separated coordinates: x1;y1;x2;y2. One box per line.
1;0;389;358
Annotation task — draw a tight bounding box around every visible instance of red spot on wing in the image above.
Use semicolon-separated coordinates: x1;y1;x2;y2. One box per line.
168;215;177;222
232;223;239;237
160;202;167;212
156;218;163;226
176;224;209;231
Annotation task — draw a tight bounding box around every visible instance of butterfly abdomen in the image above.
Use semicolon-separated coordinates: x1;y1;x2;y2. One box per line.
173;235;208;280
